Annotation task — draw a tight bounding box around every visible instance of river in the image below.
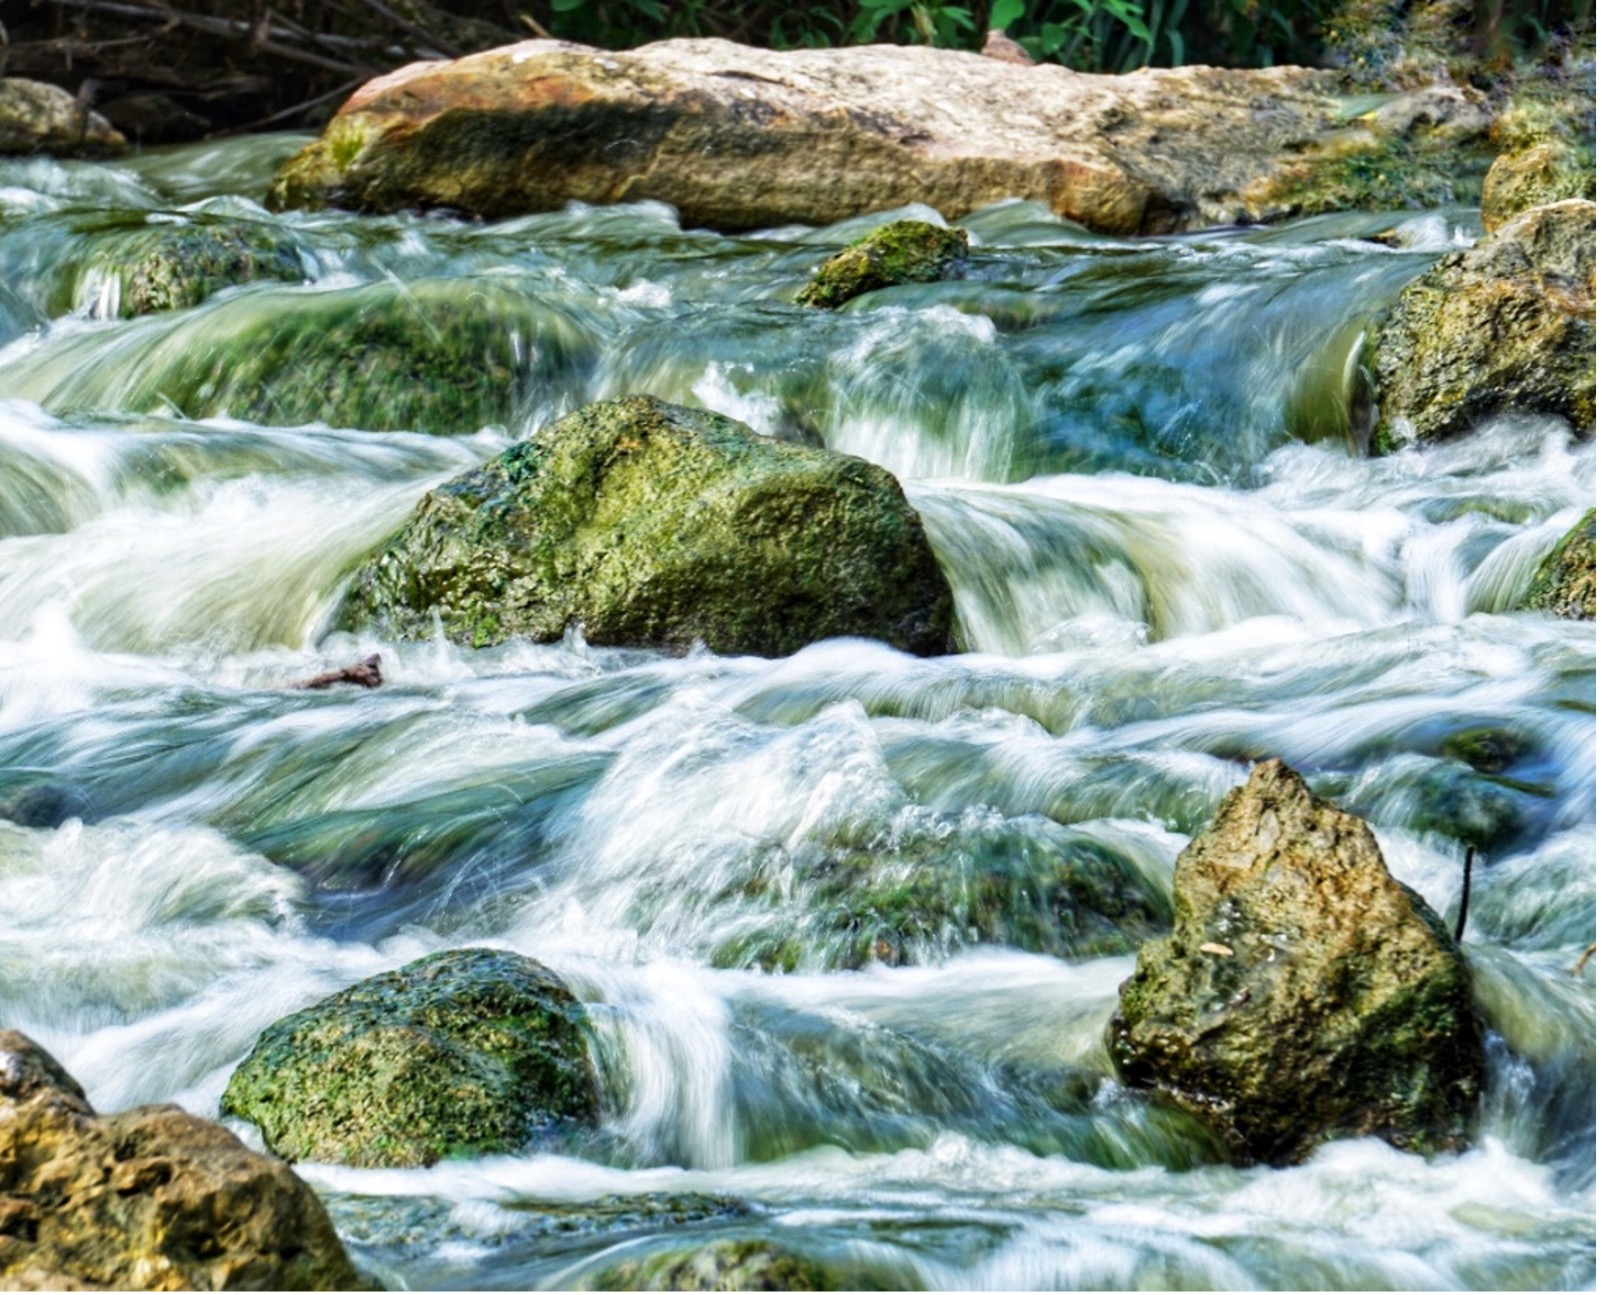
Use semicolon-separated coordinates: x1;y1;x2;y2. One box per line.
0;135;1592;1290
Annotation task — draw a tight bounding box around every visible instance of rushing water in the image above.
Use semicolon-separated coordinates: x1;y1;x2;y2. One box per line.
0;134;1592;1291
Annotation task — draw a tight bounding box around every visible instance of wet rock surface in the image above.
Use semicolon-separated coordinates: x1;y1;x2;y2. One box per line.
1371;199;1597;448
797;221;969;309
266;37;1497;234
0;80;125;159
1106;759;1484;1166
222;948;600;1169
1521;507;1597;620
341;395;955;658
0;1030;360;1290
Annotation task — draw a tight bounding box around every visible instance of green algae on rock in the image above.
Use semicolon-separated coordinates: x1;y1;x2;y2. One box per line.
341;395;955;657
0;79;126;158
221;948;601;1168
1371;199;1596;449
1106;759;1484;1167
0;1029;361;1290
582;1237;914;1291
1520;508;1596;620
797;221;969;309
1483;143;1597;233
63;215;305;319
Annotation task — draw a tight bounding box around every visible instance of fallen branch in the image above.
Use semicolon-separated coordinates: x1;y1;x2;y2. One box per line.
293;654;383;691
1453;845;1474;943
1572;942;1595;976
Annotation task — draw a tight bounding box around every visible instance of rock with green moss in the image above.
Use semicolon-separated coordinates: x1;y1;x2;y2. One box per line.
1482;67;1598;233
221;947;601;1168
341;395;954;657
1483;143;1597;232
48;215;305;319
584;1238;912;1291
0;78;126;158
1520;508;1596;619
797;221;968;309
1106;759;1483;1166
713;818;1169;973
1370;199;1596;448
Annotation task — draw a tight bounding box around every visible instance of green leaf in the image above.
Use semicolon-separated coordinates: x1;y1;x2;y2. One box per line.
990;0;1026;30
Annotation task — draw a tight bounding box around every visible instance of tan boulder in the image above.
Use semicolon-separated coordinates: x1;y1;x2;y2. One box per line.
0;1031;360;1290
1371;199;1596;449
0;80;125;158
267;38;1493;234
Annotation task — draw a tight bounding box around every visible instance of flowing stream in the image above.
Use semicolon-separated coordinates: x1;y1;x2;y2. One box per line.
0;135;1592;1290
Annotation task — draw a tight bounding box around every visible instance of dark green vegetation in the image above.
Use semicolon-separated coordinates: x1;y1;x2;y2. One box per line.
797;221;970;309
1107;760;1484;1166
0;1030;361;1290
1521;507;1597;618
221;948;601;1168
581;1237;921;1290
342;396;955;657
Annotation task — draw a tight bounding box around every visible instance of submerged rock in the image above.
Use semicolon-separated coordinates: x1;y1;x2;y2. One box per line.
1520;508;1596;620
0;79;125;158
267;38;1496;234
341;395;954;657
1106;759;1483;1166
1371;199;1596;449
221;948;600;1168
0;1029;360;1290
797;221;969;309
93;219;305;318
583;1238;909;1291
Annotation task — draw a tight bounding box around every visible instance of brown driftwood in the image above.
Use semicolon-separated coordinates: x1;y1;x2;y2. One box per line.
293;654;382;690
1572;942;1596;976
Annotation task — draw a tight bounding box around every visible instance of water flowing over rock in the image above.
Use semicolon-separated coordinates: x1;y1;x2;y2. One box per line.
1371;199;1597;449
1105;759;1484;1166
221;948;600;1169
1521;508;1596;620
265;38;1495;234
0;1030;360;1290
797;221;969;309
340;395;955;657
0;79;125;158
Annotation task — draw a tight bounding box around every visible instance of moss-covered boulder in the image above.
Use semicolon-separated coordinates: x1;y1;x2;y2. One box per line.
1106;759;1484;1166
341;395;954;657
712;818;1169;972
0;1030;361;1289
1371;199;1596;449
92;219;305;318
1520;507;1596;620
0;79;125;158
796;221;969;309
221;948;601;1168
1482;66;1598;233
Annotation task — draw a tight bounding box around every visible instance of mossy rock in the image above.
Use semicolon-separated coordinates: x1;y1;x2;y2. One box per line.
1482;143;1597;232
82;276;585;434
221;948;601;1168
69;217;306;318
1371;199;1596;448
340;395;954;657
1520;507;1596;619
584;1238;911;1291
0;78;125;157
796;221;969;309
712;818;1169;972
1106;759;1484;1166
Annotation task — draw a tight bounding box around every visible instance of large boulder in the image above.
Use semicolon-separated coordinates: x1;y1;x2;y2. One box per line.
0;79;125;158
340;396;955;657
1105;759;1484;1166
222;948;600;1169
1370;199;1596;449
0;1030;360;1290
1520;508;1596;620
266;38;1495;234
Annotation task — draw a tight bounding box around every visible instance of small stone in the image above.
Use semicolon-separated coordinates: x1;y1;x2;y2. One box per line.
0;79;125;158
1198;941;1234;956
797;220;969;309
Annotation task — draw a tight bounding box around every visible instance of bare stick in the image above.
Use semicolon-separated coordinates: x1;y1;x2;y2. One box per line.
1572;942;1595;976
1453;845;1474;944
